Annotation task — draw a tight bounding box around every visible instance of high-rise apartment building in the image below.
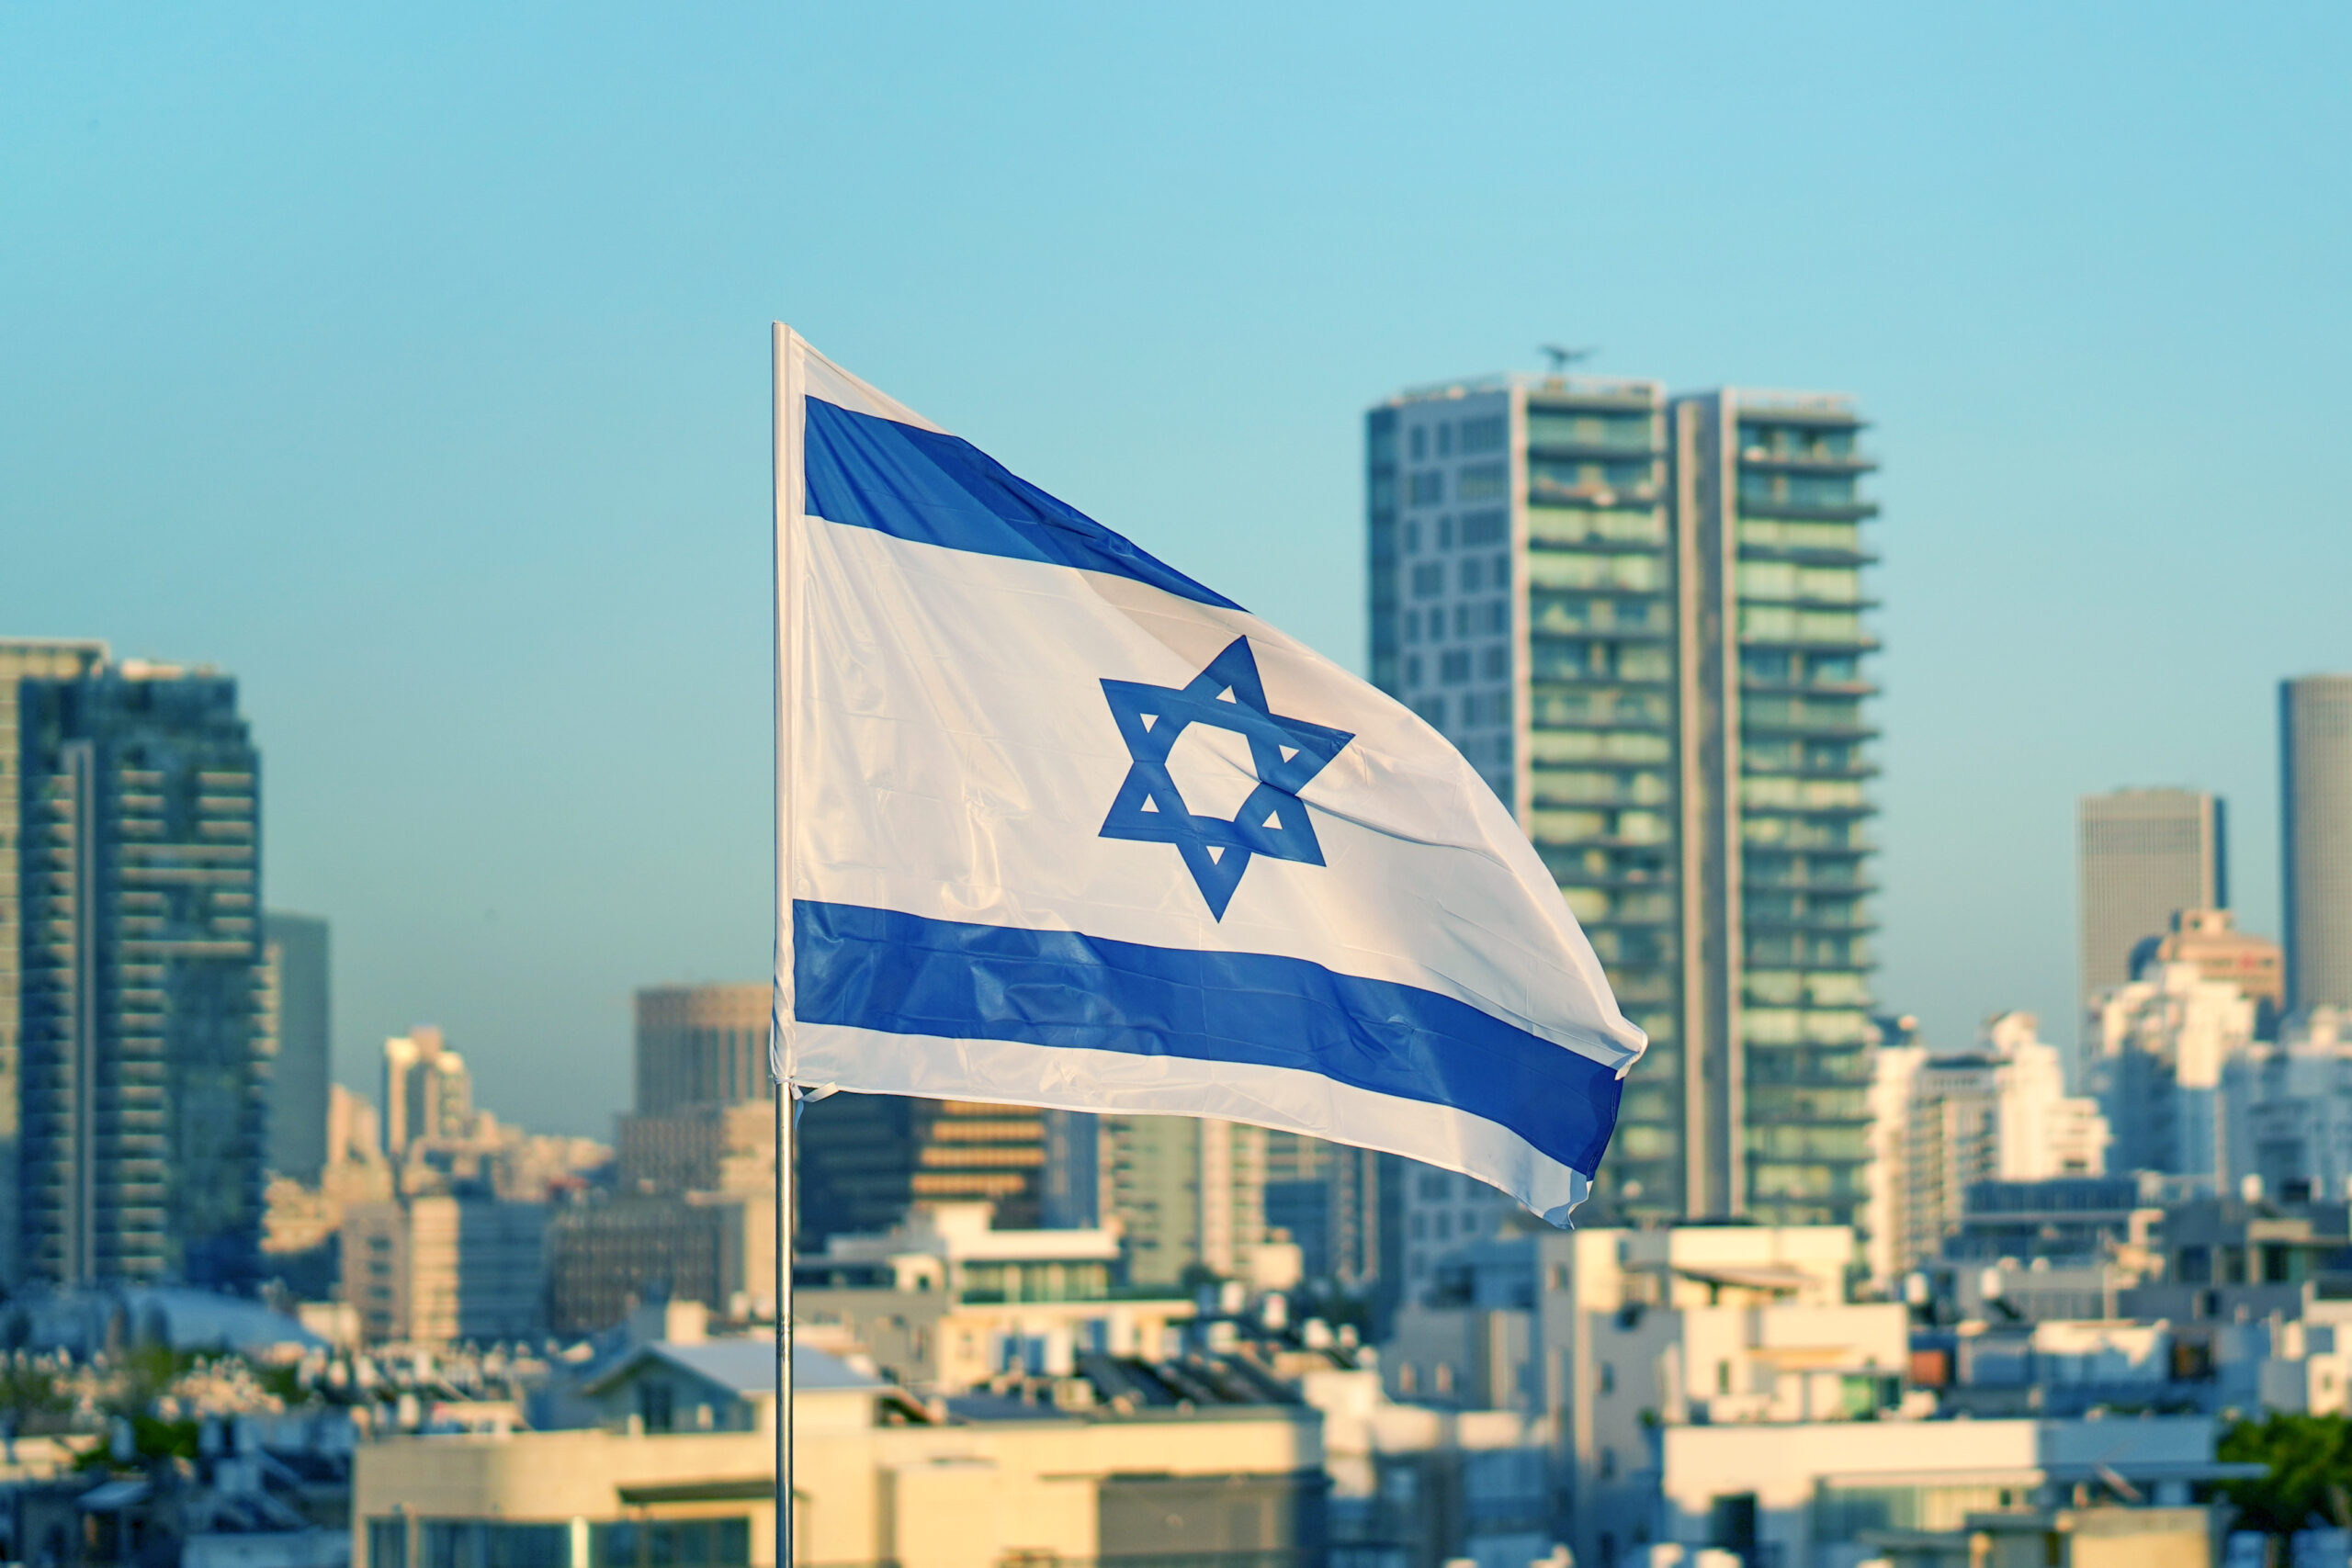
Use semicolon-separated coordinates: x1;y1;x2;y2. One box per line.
0;639;110;1285
16;659;268;1287
1367;374;1880;1226
2283;676;2352;1014
2078;789;2225;1016
262;912;331;1182
1102;1114;1286;1290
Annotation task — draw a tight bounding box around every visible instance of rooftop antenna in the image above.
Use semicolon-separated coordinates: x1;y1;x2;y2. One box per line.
1539;344;1597;375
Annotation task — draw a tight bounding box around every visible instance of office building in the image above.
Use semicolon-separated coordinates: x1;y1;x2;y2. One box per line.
2284;675;2352;1014
547;990;780;1333
2078;788;2225;1017
0;638;111;1287
546;1189;775;1335
797;1092;1056;1247
260;912;330;1181
16;658;268;1288
1368;374;1880;1226
341;1193;548;1346
634;982;771;1113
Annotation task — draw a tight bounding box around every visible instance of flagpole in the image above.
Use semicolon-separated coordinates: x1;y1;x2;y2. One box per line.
770;321;802;1568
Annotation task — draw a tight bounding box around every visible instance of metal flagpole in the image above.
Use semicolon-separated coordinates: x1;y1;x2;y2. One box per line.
771;321;802;1568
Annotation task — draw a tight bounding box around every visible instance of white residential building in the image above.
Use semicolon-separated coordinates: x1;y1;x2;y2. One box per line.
792;1201;1195;1392
1654;1416;2234;1568
2234;1005;2352;1195
1532;1225;1907;1567
1882;1013;2109;1278
1397;1160;1524;1295
2086;960;2256;1183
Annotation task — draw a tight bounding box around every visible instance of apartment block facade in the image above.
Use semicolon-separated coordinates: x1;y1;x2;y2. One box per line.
1368;374;1880;1228
15;660;269;1287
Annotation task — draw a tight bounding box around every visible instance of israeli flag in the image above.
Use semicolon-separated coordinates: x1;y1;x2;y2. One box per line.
772;328;1644;1221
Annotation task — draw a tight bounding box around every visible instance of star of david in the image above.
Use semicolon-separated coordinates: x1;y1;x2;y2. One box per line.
1098;637;1355;919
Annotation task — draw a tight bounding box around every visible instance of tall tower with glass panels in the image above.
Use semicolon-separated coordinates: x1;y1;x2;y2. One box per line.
1368;374;1880;1229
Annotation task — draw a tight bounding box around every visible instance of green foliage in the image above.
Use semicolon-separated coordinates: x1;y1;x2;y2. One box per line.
254;1363;305;1404
70;1416;199;1471
2218;1413;2352;1536
0;1360;67;1420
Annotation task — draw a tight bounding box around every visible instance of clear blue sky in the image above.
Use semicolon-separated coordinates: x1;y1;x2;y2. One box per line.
5;5;2347;1134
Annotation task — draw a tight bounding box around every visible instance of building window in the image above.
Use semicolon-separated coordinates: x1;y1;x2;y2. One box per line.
1487;601;1509;635
1410;563;1444;598
424;1523;571;1568
1599;1363;1615;1396
1458;461;1508;502
1461;416;1506;456
589;1520;751;1568
1404;610;1420;645
1404;656;1422;687
1440;650;1471;685
1436;423;1454;457
637;1380;674;1433
1461;507;1507;545
1403;521;1421;554
1480;647;1508;681
1409;427;1427;461
1438;514;1455;548
1408;471;1443;507
1414;696;1446;728
1459;558;1484;592
368;1520;409;1568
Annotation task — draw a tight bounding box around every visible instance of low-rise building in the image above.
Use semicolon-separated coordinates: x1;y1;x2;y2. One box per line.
791;1202;1194;1393
354;1337;1327;1568
1648;1418;2243;1568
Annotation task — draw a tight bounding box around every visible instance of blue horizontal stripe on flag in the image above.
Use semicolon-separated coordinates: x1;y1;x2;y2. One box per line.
802;399;1241;612
793;898;1623;1177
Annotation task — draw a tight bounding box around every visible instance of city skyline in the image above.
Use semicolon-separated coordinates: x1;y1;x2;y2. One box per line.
6;7;2349;1136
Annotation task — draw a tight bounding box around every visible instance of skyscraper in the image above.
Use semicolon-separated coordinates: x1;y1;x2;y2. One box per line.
633;984;775;1114
2283;676;2352;1015
16;659;267;1287
2078;788;2225;1015
261;912;331;1182
1367;373;1880;1227
0;639;110;1286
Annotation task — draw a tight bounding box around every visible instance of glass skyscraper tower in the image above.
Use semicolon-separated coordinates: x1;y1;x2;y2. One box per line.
1368;373;1881;1228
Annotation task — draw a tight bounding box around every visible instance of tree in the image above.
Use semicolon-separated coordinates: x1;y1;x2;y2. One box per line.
2217;1413;2352;1537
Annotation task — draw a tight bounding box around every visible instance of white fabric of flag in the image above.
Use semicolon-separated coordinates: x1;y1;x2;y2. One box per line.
772;327;1645;1222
